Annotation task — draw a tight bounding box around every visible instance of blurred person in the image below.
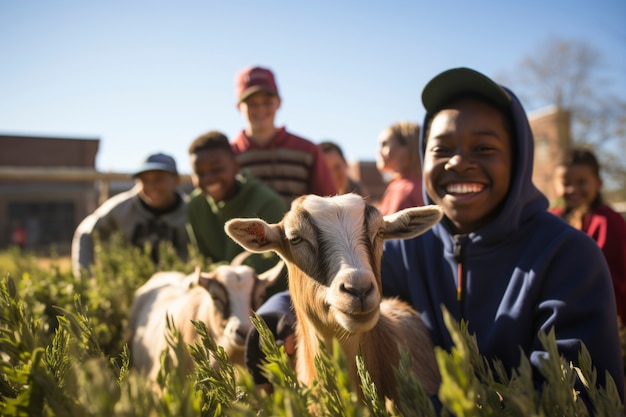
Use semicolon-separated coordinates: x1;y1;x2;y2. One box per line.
71;152;189;278
375;121;424;214
230;66;337;205
186;130;288;298
11;220;27;249
550;145;626;324
319;140;369;199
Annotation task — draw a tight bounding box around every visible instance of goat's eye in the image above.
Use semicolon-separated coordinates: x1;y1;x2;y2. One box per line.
288;235;302;245
376;228;385;239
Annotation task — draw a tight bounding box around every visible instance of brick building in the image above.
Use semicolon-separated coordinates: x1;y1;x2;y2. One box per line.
0;134;103;251
528;106;572;203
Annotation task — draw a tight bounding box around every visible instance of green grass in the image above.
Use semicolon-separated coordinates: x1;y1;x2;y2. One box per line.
0;240;623;416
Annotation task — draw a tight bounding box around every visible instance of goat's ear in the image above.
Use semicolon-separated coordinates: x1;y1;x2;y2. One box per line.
383;205;443;240
225;218;282;253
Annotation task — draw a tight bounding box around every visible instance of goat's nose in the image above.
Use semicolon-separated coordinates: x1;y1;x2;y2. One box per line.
340;282;374;300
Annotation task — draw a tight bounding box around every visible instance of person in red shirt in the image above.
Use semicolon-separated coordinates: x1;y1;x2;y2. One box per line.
375;121;425;215
550;145;626;325
230;66;337;206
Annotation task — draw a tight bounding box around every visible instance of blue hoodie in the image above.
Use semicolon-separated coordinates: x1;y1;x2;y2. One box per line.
381;83;625;400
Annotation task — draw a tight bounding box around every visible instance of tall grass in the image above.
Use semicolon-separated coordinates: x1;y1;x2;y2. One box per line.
0;241;623;416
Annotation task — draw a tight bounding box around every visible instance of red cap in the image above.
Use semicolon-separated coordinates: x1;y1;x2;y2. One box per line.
235;66;279;103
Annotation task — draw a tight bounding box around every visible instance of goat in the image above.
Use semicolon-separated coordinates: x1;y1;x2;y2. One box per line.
127;251;284;382
225;193;443;402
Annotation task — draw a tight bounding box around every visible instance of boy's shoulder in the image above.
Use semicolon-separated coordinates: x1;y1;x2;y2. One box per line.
95;188;139;215
187;189;207;207
275;127;322;153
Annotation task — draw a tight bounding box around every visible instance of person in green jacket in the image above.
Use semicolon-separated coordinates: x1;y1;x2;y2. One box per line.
187;130;288;297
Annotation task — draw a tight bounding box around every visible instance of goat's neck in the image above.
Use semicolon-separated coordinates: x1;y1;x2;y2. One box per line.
289;265;371;386
294;312;367;388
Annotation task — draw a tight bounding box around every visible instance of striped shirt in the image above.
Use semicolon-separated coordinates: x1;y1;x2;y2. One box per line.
231;127;337;206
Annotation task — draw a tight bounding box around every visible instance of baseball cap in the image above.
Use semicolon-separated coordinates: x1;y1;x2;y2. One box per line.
236;66;279;103
132;153;178;177
421;67;511;114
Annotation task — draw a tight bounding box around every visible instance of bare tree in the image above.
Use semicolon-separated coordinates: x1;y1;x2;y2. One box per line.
499;37;626;201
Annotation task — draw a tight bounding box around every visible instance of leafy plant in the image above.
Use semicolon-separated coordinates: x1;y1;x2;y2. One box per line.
0;243;624;416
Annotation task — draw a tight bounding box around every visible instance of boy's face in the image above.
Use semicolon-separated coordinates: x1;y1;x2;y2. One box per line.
190;148;239;202
135;171;180;210
376;128;409;174
238;91;280;132
323;149;349;192
423;98;512;234
553;164;601;211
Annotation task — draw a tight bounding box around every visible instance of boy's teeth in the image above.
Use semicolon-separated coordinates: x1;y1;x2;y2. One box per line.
447;183;483;193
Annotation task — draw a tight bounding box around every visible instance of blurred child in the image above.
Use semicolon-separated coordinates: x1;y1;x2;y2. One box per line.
319;140;369;199
231;66;337;205
187;130;288;297
72;152;189;277
375;121;424;214
550;145;626;324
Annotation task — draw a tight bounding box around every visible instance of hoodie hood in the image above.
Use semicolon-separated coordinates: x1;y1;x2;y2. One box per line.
419;72;548;245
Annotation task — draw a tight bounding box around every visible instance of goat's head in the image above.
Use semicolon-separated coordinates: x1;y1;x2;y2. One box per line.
194;256;285;349
225;194;442;336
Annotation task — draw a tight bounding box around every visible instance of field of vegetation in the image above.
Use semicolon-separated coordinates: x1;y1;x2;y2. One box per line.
0;240;624;416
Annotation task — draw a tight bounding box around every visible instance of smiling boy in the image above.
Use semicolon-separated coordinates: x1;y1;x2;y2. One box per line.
186;131;288;296
72;152;190;277
381;67;625;404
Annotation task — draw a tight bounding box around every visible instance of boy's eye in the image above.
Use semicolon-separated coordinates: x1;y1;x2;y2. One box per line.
428;145;452;155
475;145;494;152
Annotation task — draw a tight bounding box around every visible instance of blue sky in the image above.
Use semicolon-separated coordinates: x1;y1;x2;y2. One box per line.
1;1;624;175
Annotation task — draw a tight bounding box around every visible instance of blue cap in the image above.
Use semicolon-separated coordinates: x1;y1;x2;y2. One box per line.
132;152;178;177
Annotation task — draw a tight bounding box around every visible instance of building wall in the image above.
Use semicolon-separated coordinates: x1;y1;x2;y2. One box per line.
0;135;100;250
528;107;572;204
0;135;99;168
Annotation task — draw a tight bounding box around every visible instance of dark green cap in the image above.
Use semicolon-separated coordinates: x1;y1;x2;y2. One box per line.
422;67;511;113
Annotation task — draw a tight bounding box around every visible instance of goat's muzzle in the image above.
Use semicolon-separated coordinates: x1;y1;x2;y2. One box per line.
328;269;381;333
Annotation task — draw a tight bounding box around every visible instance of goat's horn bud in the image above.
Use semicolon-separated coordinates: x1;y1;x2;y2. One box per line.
231;251;253;266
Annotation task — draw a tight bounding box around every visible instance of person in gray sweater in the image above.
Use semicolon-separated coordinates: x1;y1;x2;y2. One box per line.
71;152;190;278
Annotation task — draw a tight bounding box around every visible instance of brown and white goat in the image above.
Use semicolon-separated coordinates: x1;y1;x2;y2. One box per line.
225;193;443;402
127;252;284;382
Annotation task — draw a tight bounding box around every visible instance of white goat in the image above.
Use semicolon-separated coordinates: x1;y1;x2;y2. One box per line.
225;193;443;402
128;252;284;382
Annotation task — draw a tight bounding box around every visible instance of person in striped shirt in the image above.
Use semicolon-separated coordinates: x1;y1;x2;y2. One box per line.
231;66;337;206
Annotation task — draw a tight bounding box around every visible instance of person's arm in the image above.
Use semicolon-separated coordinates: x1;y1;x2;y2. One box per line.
71;192;131;278
71;212;111;278
246;290;294;385
531;231;625;401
